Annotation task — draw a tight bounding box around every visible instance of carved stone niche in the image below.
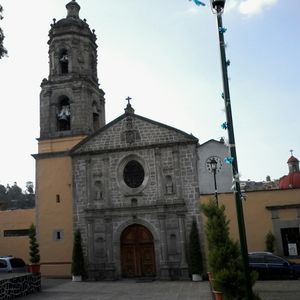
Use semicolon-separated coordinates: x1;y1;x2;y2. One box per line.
94;180;103;201
165;175;174;195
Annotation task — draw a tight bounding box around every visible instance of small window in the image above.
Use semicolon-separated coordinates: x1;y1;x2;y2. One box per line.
4;229;30;237
56;194;60;203
53;230;63;241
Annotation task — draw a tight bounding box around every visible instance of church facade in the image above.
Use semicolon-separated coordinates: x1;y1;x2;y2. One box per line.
34;0;202;280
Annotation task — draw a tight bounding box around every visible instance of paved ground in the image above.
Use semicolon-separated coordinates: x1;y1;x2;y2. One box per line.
254;280;300;300
24;278;213;300
23;278;300;300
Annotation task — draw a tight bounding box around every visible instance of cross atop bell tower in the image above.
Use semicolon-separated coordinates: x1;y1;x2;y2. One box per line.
39;0;105;140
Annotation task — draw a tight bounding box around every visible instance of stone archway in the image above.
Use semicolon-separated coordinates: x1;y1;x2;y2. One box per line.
120;224;156;278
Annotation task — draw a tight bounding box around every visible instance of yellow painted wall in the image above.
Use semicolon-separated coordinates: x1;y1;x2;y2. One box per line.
36;135;85;277
200;188;300;262
0;209;35;264
38;136;85;153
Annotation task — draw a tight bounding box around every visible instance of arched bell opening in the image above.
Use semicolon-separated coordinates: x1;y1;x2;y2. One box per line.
56;96;71;131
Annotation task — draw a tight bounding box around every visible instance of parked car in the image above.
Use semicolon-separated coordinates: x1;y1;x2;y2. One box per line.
0;256;27;273
249;251;300;280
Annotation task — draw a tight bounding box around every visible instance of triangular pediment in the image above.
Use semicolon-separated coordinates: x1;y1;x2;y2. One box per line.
71;113;198;155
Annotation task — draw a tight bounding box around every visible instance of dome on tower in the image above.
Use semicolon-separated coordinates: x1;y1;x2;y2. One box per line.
279;152;300;189
49;0;96;42
287;156;299;163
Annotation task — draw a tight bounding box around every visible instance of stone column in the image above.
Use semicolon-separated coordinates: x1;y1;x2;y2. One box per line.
172;146;183;202
85;158;93;208
177;213;189;280
155;148;164;204
86;217;96;279
104;216;115;279
103;157;111;207
158;214;169;280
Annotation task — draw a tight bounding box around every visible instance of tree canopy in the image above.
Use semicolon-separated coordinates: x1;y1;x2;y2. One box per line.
0;4;8;59
0;182;35;210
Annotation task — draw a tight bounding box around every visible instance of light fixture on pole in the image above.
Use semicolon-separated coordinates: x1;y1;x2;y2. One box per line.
209;0;253;299
209;157;219;206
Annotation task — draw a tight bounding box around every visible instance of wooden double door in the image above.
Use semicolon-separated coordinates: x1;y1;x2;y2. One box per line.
121;224;156;278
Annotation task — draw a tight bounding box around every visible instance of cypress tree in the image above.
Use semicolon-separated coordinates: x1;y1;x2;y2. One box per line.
189;219;203;275
201;199;259;299
29;224;40;264
71;229;85;277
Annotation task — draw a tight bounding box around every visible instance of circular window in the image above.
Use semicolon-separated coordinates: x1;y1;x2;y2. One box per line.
123;160;145;188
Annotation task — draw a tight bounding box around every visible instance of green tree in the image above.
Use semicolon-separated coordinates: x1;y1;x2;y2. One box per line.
201;199;259;300
0;4;8;59
0;182;35;210
29;224;40;264
26;181;34;194
71;229;86;277
188;219;203;275
265;231;275;253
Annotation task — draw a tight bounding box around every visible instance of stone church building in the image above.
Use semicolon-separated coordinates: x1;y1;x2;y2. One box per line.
34;0;223;280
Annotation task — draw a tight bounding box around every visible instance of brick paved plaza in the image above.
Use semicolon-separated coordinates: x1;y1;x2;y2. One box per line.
22;278;300;300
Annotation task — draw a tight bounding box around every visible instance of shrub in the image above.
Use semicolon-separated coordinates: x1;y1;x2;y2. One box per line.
201;199;259;300
71;229;86;277
265;231;275;253
29;224;40;264
189;219;203;275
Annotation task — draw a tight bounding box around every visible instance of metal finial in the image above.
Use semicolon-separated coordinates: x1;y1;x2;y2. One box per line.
290;149;294;156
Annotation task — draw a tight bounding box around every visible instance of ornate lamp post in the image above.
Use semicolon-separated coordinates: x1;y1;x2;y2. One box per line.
209;0;253;298
209;158;219;206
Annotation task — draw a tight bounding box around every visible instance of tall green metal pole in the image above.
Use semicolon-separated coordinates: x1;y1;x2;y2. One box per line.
215;11;253;300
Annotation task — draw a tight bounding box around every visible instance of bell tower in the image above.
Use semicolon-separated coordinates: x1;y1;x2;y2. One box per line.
35;1;105;277
40;0;105;140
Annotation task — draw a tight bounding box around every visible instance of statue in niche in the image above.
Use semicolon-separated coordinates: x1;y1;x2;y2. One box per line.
165;175;174;194
125;130;135;144
94;180;103;200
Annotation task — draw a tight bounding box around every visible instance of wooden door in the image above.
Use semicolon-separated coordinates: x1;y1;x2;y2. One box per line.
121;224;156;278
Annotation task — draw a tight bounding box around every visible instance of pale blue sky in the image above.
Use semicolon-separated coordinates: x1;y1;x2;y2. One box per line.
0;0;299;189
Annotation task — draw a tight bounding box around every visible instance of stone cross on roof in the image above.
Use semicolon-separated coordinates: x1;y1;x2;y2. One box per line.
126;96;132;106
124;96;134;114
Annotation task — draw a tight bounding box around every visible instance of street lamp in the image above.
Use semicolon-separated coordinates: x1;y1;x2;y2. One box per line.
209;158;219;206
209;0;253;299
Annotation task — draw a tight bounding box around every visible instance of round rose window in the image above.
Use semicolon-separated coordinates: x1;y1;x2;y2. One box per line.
123;160;145;188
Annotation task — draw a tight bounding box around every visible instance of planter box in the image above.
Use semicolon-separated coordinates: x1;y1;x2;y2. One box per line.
192;274;202;281
72;275;82;282
213;290;223;300
28;264;40;273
